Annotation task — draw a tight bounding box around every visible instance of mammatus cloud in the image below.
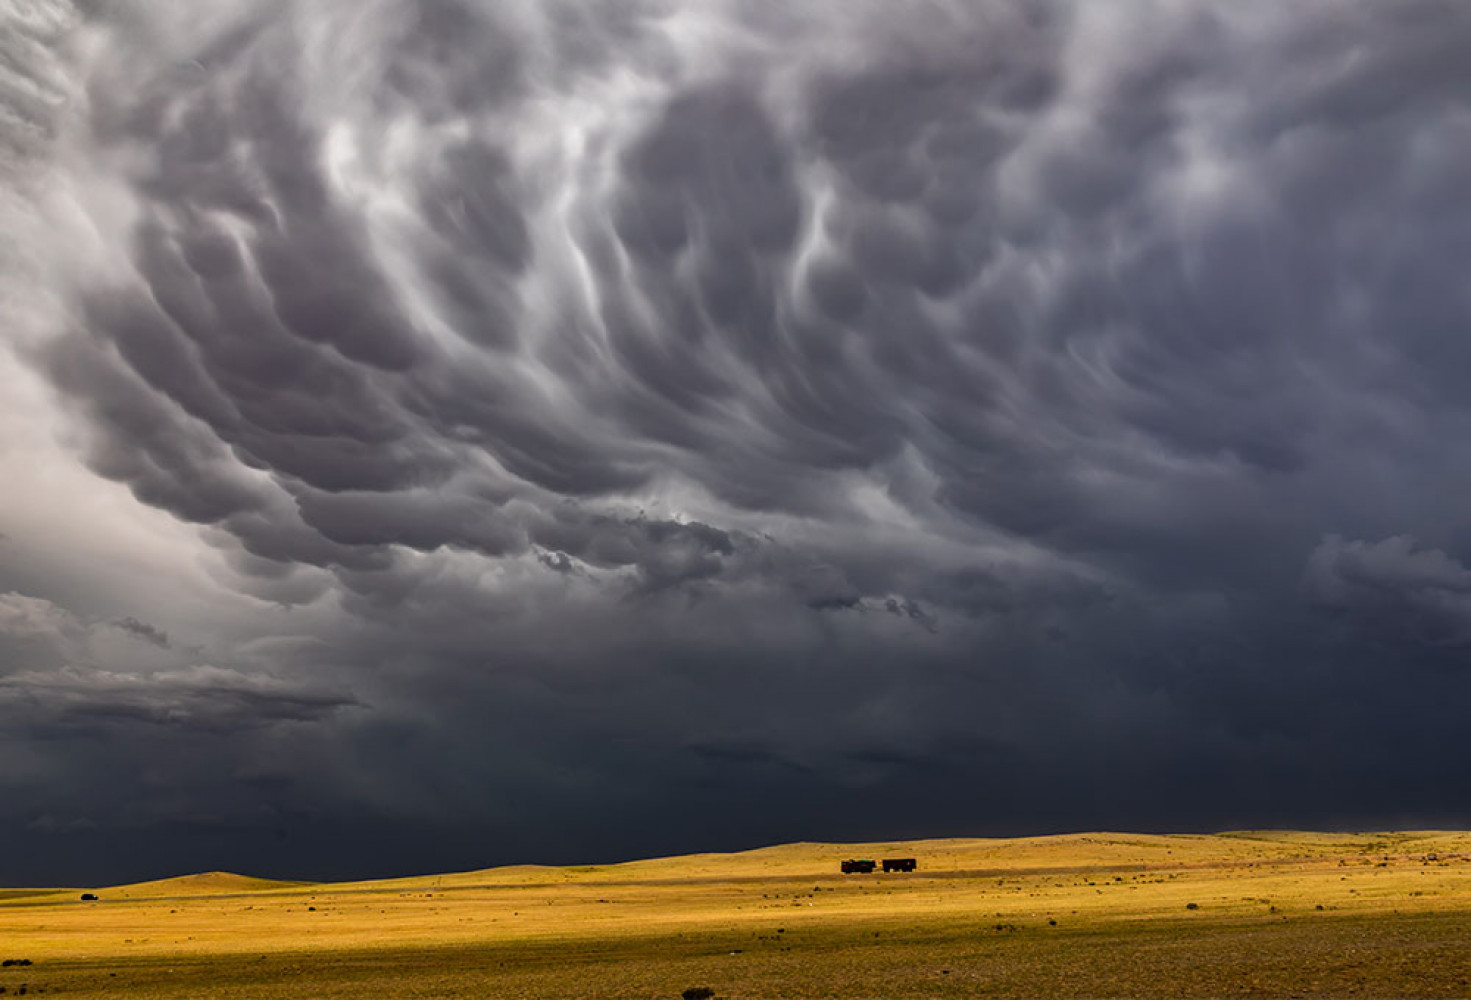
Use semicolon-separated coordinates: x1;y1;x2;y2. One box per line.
2;0;1471;882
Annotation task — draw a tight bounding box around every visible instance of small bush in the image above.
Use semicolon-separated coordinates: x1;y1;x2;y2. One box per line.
1185;902;1199;910
682;988;716;1000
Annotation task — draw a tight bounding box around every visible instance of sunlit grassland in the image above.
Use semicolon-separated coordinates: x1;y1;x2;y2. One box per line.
4;830;1471;997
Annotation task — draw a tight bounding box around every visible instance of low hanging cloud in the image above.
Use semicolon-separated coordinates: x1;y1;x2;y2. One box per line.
111;616;171;647
1304;535;1471;647
0;663;356;732
0;589;354;732
2;0;1471;883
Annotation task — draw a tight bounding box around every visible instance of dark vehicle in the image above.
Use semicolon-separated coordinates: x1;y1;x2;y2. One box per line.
79;893;99;901
882;858;917;872
840;858;877;874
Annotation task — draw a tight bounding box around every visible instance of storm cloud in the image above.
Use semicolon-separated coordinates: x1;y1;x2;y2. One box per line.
2;0;1471;884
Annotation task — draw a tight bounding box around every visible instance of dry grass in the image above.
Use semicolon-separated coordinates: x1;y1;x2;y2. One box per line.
4;830;1471;997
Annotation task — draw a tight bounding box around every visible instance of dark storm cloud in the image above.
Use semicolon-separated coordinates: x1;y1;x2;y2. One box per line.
0;664;355;733
5;0;1471;884
111;616;171;647
1304;535;1471;647
0;592;347;722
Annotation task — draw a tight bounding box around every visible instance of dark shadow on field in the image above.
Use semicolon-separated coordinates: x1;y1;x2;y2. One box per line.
19;910;1471;999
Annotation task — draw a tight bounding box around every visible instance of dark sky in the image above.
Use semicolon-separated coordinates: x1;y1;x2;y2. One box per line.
3;0;1471;886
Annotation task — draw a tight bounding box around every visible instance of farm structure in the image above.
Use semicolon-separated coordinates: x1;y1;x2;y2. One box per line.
840;858;917;874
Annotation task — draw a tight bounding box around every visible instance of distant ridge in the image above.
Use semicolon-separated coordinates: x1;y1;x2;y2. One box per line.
269;829;1471;893
63;829;1469;897
98;871;315;898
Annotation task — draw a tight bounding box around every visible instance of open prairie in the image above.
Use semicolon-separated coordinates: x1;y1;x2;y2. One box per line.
4;831;1471;998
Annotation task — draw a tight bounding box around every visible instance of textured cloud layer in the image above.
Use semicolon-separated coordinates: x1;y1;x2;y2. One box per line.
3;0;1471;883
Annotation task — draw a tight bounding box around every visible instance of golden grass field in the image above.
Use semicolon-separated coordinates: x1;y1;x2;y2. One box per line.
4;830;1471;998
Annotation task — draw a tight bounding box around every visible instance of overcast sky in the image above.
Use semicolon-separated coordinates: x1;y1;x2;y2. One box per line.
2;0;1471;886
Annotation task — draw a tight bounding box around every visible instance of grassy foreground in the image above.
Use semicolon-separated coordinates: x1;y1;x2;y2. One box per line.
4;831;1471;998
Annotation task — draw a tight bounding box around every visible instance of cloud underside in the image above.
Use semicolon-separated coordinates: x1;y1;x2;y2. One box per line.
45;0;1471;602
2;0;1471;881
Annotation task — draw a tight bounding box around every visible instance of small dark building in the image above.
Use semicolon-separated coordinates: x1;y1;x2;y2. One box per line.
840;858;877;874
882;858;917;872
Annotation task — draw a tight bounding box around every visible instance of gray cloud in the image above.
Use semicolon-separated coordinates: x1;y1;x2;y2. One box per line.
3;0;1471;883
111;616;171;647
1304;535;1471;647
0;663;355;732
0;590;77;639
0;589;353;731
